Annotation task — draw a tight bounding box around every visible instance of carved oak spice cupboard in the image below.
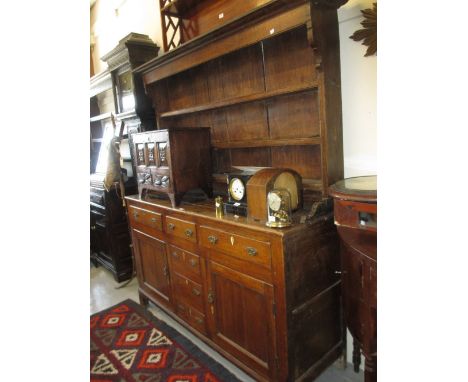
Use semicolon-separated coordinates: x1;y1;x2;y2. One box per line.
126;1;348;381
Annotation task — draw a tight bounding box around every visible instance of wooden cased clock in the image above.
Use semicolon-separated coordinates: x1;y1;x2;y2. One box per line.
132;128;212;207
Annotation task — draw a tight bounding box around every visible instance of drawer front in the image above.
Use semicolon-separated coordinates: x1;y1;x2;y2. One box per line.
165;215;197;244
334;199;377;232
168;245;201;281
199;226;271;269
172;272;204;312
175;301;207;336
128;206;163;232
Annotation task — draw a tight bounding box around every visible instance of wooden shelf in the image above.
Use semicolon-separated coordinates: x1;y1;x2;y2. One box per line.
160;83;318;118
212;173;322;192
302;179;323;192
212;137;321;149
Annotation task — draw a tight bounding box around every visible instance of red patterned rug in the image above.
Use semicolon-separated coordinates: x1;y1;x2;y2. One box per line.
90;299;241;382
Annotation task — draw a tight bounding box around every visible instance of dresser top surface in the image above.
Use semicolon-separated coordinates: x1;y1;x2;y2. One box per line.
125;194;316;237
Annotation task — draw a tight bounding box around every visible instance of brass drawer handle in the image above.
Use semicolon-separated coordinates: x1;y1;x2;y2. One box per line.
133;212;139;218
178;304;186;312
189;258;197;267
207;291;215;304
185;228;193;238
192;288;201;296
246;247;257;256
150;217;157;223
168;223;175;230
194;317;203;325
208;235;218;244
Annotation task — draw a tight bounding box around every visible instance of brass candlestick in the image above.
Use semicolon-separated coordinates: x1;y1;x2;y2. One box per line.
215;196;224;218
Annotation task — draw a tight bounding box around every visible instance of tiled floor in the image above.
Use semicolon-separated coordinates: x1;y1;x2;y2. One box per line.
91;265;363;382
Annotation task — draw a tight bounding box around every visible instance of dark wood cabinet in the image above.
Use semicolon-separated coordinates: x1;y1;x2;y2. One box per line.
329;176;377;382
90;33;160;281
125;1;349;380
126;195;342;382
90;183;136;281
132;128;212;206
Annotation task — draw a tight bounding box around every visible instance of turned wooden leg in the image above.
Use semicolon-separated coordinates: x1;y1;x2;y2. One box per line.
353;338;361;373
139;291;149;308
364;354;377;382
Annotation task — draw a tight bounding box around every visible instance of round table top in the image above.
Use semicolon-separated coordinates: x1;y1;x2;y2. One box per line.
329;175;377;203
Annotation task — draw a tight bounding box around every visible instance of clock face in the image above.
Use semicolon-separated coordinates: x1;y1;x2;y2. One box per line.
229;178;245;201
268;192;282;212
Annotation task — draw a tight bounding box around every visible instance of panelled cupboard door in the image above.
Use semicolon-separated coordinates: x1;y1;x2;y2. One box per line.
206;259;278;380
132;229;172;306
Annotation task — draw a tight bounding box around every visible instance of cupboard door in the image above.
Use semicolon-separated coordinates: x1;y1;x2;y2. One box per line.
206;259;277;380
132;229;172;307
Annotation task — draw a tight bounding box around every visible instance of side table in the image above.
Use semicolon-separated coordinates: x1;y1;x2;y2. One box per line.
329;176;377;382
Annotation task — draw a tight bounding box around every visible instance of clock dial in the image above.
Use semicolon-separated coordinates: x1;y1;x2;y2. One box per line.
268;192;282;212
229;178;245;201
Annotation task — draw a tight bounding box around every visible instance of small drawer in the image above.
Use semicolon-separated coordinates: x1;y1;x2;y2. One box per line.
188;307;207;335
175;302;207;335
334;199;377;232
165;215;197;244
168;245;201;280
172;272;204;312
199;226;271;270
128;206;163;232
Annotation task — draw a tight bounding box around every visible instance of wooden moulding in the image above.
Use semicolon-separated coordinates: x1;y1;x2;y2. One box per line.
138;1;311;83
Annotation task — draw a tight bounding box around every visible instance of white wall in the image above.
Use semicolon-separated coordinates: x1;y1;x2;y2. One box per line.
91;0;163;74
90;0;377;368
338;0;377;178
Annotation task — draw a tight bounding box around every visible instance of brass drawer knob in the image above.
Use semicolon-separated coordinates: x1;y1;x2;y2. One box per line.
246;247;257;256
207;291;215;304
171;252;179;259
189;258;197;267
91;225;96;230
208;235;218;244
194;317;203;325
192;288;201;296
133;212;139;218
185;229;193;238
168;223;175;230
